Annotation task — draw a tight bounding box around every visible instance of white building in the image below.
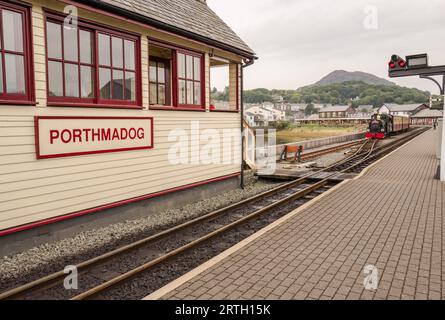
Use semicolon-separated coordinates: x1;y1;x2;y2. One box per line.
378;103;429;116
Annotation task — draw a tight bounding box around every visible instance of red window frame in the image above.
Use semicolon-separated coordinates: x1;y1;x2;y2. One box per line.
177;50;203;109
0;0;34;105
149;56;171;106
44;10;142;109
148;39;205;111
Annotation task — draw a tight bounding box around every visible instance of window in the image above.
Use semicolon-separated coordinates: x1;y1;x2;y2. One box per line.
149;41;203;110
150;58;170;105
177;52;201;107
0;1;33;104
45;12;140;107
210;57;239;112
149;44;172;107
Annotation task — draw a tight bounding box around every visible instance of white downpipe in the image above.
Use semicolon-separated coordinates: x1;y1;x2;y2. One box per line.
441;96;445;181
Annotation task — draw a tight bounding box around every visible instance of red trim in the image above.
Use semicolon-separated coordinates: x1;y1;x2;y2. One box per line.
34;116;154;159
149;106;206;112
0;172;241;237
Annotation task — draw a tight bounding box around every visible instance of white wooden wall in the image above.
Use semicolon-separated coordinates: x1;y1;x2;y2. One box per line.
0;0;242;231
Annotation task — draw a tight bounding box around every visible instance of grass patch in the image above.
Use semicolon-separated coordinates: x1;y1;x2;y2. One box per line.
275;124;365;145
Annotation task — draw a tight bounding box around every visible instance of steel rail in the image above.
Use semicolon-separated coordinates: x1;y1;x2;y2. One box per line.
71;138;385;300
0;139;370;300
0;129;424;300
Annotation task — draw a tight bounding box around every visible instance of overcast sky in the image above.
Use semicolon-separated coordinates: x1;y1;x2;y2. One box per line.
207;0;445;94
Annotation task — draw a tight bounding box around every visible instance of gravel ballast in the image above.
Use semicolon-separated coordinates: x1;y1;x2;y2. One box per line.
0;173;281;292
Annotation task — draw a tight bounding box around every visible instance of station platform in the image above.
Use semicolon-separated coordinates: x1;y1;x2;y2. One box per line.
146;129;444;300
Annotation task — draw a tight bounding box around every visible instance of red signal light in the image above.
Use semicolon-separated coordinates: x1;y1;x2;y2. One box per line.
398;60;406;68
389;61;396;69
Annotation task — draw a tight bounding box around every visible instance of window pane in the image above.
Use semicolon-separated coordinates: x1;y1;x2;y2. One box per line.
186;81;193;105
3;10;23;52
112;70;124;100
157;63;166;84
47;22;62;59
158;84;166;105
149;61;157;82
48;61;63;96
178;80;186;104
0;56;3;93
80;30;92;64
63;26;78;62
193;57;201;81
186;55;193;79
124;40;135;70
149;83;157;105
64;63;79;97
194;82;201;105
99;67;111;99
98;34;110;66
5;54;25;94
112;37;123;68
125;71;136;101
178;53;185;78
80;66;94;98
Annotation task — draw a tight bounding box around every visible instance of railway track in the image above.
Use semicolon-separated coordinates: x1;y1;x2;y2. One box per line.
298;139;365;162
0;128;427;300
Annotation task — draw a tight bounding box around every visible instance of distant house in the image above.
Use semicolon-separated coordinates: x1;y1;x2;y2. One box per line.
378;103;429;116
357;105;374;113
319;105;355;118
410;109;443;126
244;111;267;127
245;105;285;124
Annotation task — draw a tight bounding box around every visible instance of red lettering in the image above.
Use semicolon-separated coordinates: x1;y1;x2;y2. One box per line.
120;128;128;140
73;129;82;143
50;130;60;144
137;128;145;139
101;128;111;141
112;128;120;140
92;129;101;141
129;128;136;140
61;129;72;144
83;128;91;142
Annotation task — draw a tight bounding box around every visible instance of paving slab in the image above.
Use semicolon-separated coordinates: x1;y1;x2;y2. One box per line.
146;129;444;300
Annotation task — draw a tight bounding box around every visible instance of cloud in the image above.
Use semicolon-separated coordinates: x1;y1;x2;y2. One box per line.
208;0;445;93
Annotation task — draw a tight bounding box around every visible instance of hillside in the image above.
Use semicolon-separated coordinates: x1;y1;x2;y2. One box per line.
315;70;395;86
235;81;429;107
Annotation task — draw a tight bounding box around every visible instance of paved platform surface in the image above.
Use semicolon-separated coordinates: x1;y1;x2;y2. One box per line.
149;129;444;300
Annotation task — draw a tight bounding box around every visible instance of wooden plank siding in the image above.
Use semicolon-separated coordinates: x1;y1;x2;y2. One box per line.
0;0;243;231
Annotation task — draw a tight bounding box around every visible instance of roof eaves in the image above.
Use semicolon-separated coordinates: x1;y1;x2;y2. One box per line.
77;0;257;59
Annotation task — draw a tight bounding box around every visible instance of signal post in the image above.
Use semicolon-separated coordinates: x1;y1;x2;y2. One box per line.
388;54;445;181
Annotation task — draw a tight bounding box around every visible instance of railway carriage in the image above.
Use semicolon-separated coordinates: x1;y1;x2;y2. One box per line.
365;114;410;139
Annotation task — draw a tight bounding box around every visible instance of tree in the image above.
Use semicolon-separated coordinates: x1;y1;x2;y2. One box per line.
305;103;316;116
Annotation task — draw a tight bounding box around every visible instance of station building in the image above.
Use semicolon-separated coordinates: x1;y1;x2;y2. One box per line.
0;0;256;252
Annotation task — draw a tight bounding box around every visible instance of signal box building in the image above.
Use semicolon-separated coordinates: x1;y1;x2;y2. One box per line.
0;0;256;251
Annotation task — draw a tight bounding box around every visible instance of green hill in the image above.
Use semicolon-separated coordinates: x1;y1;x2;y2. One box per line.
315;70;395;86
238;81;429;107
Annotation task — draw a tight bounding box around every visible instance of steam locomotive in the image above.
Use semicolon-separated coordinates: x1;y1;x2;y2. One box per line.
365;114;410;139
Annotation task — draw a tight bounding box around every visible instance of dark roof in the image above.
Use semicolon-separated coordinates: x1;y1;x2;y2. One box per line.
82;0;255;57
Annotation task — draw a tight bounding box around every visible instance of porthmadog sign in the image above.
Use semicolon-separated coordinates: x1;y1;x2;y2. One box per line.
35;116;154;159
